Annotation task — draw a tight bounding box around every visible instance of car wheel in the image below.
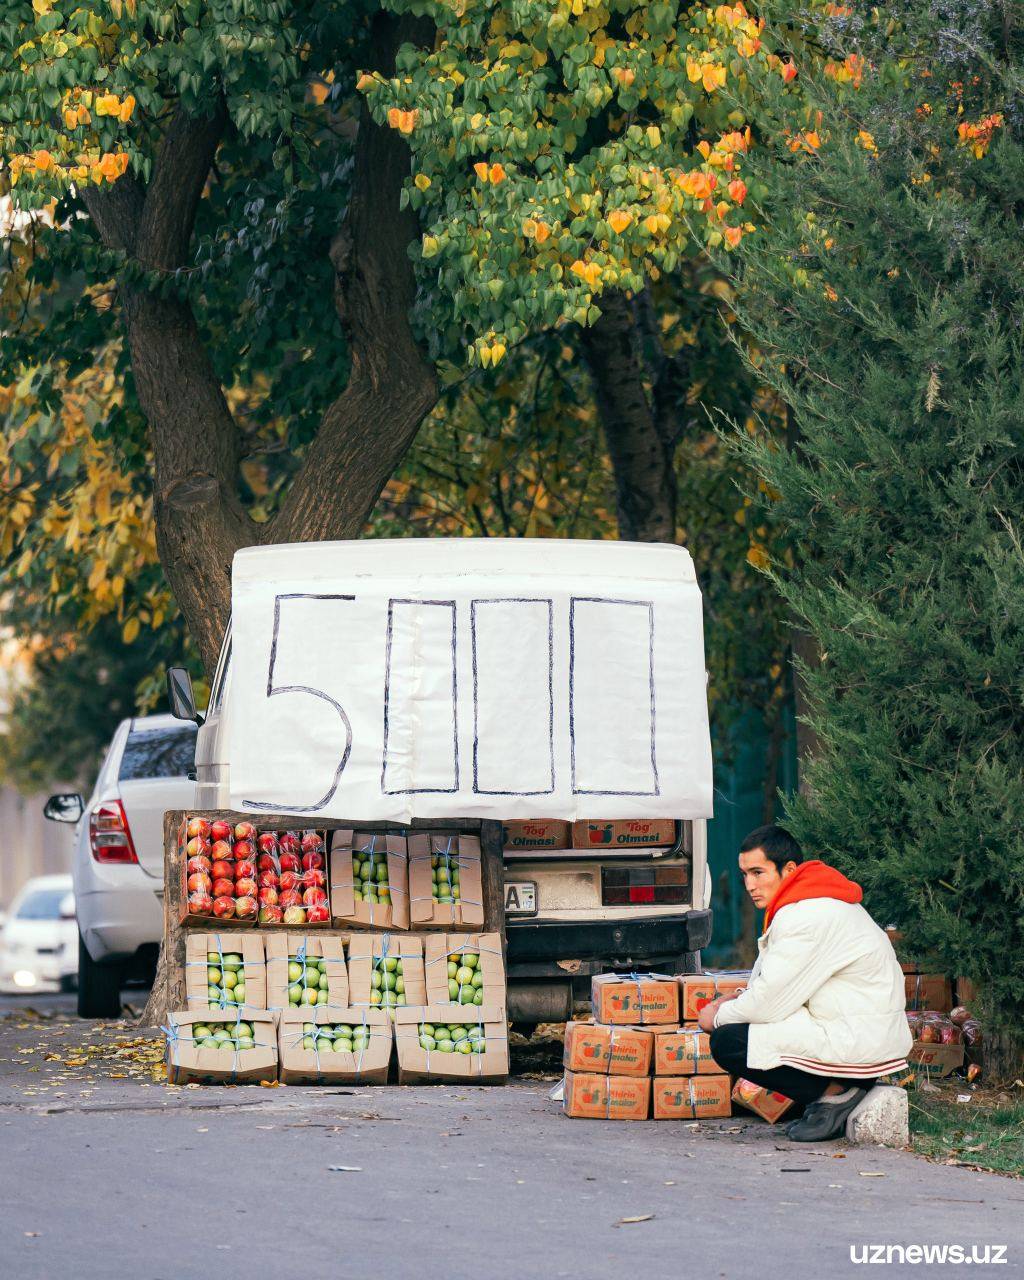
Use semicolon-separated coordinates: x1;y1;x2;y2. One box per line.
76;931;123;1018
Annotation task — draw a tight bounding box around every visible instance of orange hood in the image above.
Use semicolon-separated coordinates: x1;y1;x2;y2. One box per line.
763;859;862;930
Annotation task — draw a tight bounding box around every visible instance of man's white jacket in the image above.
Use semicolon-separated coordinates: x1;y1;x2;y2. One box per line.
714;896;912;1078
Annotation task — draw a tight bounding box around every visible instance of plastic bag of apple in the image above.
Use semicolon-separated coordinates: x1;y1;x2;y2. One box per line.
182;817;330;927
907;1005;984;1081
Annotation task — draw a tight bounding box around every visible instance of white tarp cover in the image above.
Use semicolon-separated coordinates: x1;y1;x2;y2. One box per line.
228;539;713;822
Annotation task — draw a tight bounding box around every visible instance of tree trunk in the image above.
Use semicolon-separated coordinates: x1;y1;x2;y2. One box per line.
83;12;438;677
580;290;678;542
979;1025;1024;1086
790;630;822;794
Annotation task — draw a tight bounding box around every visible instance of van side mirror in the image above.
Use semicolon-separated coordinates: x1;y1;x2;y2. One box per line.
168;666;203;724
44;793;84;824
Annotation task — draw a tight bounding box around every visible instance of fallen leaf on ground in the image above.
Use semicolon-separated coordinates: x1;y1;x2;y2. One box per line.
615;1215;654;1226
859;1171;886;1178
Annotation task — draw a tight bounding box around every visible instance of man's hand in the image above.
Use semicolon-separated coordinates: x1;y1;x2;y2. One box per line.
697;992;740;1033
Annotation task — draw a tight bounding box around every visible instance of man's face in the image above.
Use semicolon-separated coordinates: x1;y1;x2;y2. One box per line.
739;847;796;909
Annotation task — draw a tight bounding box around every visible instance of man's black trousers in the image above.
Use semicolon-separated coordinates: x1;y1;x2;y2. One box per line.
709;1023;877;1105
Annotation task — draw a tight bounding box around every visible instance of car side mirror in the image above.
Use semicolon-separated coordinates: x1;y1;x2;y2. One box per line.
44;793;84;824
168;666;204;724
59;893;76;920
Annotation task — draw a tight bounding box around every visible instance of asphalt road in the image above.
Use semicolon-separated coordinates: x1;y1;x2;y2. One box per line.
1;1000;1022;1279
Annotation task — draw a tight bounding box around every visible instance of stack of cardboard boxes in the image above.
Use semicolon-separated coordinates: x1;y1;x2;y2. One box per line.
562;971;759;1121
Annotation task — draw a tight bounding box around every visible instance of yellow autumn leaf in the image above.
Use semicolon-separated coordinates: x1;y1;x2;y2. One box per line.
122;616;140;643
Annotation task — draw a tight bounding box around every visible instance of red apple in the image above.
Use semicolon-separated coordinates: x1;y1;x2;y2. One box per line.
301;849;325;872
212;877;235;898
258;905;283;924
187;817;211;839
257;832;278;853
302;886;328;907
301;831;324;853
235;876;257;897
211;839;233;862
234;895;258;920
939;1025;961;1045
949;1005;971;1026
234;821;256;841
282;905;306;926
918;1024;940;1044
305;904;330;924
279;832;301;853
966;1063;982;1083
234;859;256;880
186;855;212;876
212;896;236;918
302;868;326;889
210;819;233;842
187;872;212;895
278;851;301;873
280;889;302;909
280;871;301;892
256;852;278;872
211;859;233;881
233;840;255;862
258;871;279;889
186;836;211;858
188;891;213;914
258;886;279;906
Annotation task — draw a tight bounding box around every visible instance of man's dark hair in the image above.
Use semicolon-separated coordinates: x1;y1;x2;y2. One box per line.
739;824;803;872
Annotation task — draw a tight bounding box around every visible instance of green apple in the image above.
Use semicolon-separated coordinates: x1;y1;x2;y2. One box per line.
206;952;219;964
383;971;397;991
457;1039;473;1054
301;987;318;1005
287;961;303;983
222;969;237;990
384;956;399;973
472;970;484;989
447;961;458;979
434;1025;451;1042
207;967;222;985
288;983;302;1004
455;966;474;986
237;1036;254;1050
419;1034;436;1051
318;972;329;990
193;1024;211;1040
370;989;382;1006
316;990;329;1005
436;1039;454;1053
473;990;484;1005
333;1038;352;1054
223;953;243;969
302;1035;315;1050
233;981;246;1002
420;1023;435;1037
213;1027;232;1042
463;953;478;969
448;979;460;1000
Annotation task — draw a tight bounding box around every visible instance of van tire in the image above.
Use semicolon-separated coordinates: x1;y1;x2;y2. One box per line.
77;931;123;1018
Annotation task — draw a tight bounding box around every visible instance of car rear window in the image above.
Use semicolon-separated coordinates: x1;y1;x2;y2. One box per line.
119;725;197;781
16;888;70;920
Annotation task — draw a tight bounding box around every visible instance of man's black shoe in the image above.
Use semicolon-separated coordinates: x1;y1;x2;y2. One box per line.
784;1087;868;1142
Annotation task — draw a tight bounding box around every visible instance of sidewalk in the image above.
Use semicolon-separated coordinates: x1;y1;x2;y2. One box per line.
2;1006;1022;1279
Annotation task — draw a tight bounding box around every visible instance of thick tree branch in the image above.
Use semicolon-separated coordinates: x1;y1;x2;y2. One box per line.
274;12;438;542
581;290;678;542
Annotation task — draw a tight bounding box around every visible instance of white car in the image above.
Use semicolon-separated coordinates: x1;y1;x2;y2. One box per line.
0;874;77;995
45;713;197;1016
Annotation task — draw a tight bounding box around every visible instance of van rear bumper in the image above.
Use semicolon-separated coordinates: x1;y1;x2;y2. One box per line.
506;909;712;973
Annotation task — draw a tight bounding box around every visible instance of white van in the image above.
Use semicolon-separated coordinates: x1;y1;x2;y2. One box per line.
170;538;713;1026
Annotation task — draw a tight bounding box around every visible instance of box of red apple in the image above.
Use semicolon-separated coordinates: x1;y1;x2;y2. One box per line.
180;816;330;928
906;1008;974;1077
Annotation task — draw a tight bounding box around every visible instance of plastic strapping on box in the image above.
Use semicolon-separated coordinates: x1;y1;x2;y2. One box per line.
424;935;500;1008
187;931;238;1011
410;835;482;922
165;1006;269;1083
626;970;658;1025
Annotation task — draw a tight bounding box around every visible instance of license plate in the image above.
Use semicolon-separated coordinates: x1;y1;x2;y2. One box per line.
505;881;537;917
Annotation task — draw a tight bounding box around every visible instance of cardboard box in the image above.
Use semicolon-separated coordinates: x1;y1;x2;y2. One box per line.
909;1039;965;1077
653;1074;732;1120
185;931;267;1012
563;1021;654;1077
591;972;679;1025
346;933;426;1009
732;1078;795;1123
563;1071;650;1120
679;971;750;1022
277;1006;391;1084
956;977;978;1008
572;819;675;849
502;820;571;851
652;1025;717;1075
265;932;348;1012
179;815;254;928
905;974;953;1013
394;1004;509;1083
407;833;484;928
329;830;410;931
423;932;506;1011
165;1008;278;1084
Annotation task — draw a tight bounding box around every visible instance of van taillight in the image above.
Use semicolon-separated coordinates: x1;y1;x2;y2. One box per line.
602;866;687;906
89;801;139;864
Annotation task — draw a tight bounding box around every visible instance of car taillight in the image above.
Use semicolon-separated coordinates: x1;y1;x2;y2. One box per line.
89;800;139;864
602;866;688;906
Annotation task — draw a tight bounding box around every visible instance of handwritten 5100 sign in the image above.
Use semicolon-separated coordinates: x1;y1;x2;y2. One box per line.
243;592;659;813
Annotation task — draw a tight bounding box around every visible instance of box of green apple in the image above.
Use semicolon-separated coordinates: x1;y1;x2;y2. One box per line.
185;932;267;1011
166;1008;279;1083
423;932;505;1009
277;1006;391;1084
395;1004;509;1083
346;933;427;1010
265;933;348;1011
